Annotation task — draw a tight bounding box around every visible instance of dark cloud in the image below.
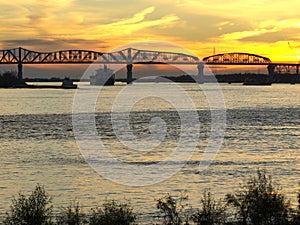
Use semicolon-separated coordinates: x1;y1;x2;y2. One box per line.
73;0;154;24
2;39;56;47
240;28;300;43
134;4;252;42
0;39;109;51
27;14;45;23
72;0;249;42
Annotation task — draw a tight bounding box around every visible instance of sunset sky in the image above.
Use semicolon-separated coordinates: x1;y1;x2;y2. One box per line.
1;0;300;76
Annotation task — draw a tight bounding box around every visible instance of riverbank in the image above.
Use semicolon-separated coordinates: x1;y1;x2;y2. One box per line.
12;83;77;89
162;74;300;84
0;71;77;89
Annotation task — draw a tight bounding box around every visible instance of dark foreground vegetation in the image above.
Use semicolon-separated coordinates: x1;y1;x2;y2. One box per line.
2;170;300;225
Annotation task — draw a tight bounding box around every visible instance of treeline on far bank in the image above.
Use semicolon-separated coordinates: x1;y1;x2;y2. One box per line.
215;73;299;84
1;169;300;225
164;74;300;83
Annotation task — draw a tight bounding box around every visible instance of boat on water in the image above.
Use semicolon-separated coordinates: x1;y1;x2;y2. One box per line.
61;77;77;89
90;66;115;86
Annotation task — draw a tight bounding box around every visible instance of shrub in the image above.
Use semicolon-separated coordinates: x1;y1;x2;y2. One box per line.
4;184;53;225
291;191;300;225
56;201;86;225
89;200;136;225
226;169;291;225
156;193;190;225
192;191;226;225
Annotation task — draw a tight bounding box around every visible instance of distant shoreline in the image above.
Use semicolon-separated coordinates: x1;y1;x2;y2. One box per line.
0;74;298;89
23;73;300;84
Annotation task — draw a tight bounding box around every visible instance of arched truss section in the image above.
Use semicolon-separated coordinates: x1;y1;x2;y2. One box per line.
203;52;272;65
0;47;200;65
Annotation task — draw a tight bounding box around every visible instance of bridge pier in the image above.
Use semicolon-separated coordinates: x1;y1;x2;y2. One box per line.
126;64;133;84
267;64;275;83
17;62;23;80
296;65;299;81
197;62;204;84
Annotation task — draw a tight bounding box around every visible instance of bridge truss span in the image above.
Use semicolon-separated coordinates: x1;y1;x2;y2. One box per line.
203;52;272;65
125;48;199;64
0;47;200;65
0;47;105;64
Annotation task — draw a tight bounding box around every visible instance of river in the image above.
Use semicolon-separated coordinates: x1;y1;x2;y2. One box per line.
0;82;299;223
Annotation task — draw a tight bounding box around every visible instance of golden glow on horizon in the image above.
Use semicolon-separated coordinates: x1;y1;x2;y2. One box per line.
1;0;300;63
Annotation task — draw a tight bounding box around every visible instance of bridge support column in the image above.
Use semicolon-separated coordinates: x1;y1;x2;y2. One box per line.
267;64;275;83
296;65;299;81
127;64;133;84
197;62;204;84
17;62;23;80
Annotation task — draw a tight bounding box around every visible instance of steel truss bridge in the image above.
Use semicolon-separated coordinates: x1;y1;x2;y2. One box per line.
0;47;299;82
0;47;199;65
203;52;300;76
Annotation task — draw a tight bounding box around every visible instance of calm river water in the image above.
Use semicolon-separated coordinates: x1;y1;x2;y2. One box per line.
0;82;299;223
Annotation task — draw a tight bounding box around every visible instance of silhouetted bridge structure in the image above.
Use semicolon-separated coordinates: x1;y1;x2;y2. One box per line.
0;47;299;83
